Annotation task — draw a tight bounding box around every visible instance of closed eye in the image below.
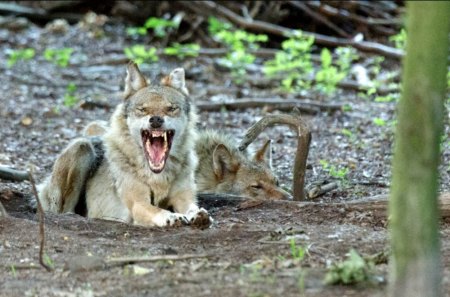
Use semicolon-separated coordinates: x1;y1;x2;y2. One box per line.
167;106;179;112
251;184;262;189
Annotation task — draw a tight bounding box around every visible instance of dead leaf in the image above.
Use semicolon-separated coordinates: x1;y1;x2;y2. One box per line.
21;116;33;126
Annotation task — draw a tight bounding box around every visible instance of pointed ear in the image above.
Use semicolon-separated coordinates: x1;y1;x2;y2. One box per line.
123;62;148;99
254;139;272;168
161;68;189;95
213;144;239;180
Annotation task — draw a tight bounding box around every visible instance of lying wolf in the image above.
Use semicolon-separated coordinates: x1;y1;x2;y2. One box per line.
38;63;210;227
195;130;291;200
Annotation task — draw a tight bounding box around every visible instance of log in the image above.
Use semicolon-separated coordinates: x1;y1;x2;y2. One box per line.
196;98;343;114
310;192;450;218
0;166;29;181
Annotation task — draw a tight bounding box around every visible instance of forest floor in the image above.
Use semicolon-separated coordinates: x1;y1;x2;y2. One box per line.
1;14;450;297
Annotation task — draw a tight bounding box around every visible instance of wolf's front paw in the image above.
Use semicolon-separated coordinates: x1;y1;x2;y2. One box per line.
153;211;189;227
187;208;213;229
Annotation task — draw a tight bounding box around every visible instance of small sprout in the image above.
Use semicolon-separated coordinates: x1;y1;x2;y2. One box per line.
164;43;200;59
6;48;35;68
64;83;79;108
127;17;179;38
44;48;73;67
324;249;374;285
373;117;386;126
290;238;307;261
124;45;158;65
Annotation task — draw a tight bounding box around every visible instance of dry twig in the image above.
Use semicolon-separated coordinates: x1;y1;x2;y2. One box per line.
28;167;53;272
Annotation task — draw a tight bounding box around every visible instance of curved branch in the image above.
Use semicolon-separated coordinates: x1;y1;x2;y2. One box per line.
238;113;311;201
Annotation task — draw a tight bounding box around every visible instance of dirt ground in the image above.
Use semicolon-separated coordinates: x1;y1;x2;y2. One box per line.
1;13;450;297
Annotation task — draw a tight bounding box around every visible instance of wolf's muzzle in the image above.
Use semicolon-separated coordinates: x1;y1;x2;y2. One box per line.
149;116;164;128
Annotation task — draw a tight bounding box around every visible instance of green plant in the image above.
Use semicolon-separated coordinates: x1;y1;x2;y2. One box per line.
390;28;407;49
6;48;35;68
319;160;349;181
44;48;73;67
10;265;17;277
373;117;386;126
43;253;55;269
335;47;358;73
63;83;79;108
324;249;374;285
315;48;346;94
209;17;267;83
164;42;200;59
264;30;314;92
290;239;307;261
124;45;158;65
127;17;179;37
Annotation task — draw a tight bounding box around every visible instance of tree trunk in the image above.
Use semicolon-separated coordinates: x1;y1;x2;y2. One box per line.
388;2;450;297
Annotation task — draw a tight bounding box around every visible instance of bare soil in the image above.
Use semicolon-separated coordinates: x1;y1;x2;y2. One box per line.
1;14;450;297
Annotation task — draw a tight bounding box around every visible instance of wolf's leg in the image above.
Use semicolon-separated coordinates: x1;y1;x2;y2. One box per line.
38;138;96;213
116;179;189;227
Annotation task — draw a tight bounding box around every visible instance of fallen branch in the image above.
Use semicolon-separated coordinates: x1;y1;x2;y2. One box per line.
291;2;351;38
107;253;210;266
196;98;343;114
187;1;403;59
306;182;338;199
0;166;29;181
239;113;311;201
28;167;53;272
65;253;211;272
298;192;450;218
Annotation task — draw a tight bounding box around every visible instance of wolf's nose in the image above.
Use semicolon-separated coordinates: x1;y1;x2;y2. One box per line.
149;116;164;128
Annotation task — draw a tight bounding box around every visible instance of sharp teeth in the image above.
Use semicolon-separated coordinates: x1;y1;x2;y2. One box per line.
163;131;167;143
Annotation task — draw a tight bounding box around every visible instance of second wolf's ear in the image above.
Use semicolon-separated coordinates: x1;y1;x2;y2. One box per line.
254;139;272;168
124;62;148;99
213;144;239;180
161;68;189;95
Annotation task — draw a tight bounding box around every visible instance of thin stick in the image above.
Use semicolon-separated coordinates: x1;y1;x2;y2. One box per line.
106;253;211;267
238;113;311;201
28;167;53;272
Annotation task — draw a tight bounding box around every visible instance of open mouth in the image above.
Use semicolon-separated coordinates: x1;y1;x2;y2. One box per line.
141;129;175;173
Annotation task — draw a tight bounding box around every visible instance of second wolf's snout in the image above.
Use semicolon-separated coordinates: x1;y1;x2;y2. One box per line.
149;116;164;128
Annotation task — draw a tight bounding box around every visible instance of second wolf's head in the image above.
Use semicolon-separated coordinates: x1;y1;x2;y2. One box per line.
118;62;197;173
195;130;291;200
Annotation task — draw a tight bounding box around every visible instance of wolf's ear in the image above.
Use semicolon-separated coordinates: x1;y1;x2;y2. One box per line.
254;139;272;168
124;62;148;99
161;68;189;95
213;144;239;180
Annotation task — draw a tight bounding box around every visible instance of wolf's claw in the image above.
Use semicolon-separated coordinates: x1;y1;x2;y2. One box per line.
187;208;213;229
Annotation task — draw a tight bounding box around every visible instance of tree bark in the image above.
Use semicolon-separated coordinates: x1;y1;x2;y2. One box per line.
388;2;450;297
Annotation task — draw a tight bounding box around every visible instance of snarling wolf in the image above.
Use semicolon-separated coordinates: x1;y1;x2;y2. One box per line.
38;63;211;227
195;130;291;200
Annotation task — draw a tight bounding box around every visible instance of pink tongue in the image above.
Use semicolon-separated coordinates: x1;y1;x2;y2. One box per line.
146;139;165;165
